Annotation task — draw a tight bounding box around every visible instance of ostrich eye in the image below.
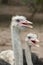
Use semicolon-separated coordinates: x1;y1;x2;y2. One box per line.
16;19;20;22
28;36;31;39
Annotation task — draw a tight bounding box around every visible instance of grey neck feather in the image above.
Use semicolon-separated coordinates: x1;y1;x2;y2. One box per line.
27;42;32;51
11;26;23;65
25;42;33;65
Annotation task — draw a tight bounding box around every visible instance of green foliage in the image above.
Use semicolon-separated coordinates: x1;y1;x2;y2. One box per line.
36;0;43;5
21;0;43;5
21;0;43;12
21;0;29;5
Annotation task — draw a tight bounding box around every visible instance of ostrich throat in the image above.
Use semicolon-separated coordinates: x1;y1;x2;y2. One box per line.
11;26;23;65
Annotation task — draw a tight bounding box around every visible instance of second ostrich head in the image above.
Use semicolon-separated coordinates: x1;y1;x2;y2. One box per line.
25;33;40;47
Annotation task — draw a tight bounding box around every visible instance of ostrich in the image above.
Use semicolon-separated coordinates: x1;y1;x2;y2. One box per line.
24;33;40;65
11;15;33;65
25;33;43;65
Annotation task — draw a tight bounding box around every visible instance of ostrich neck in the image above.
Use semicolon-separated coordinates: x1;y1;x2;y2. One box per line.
27;42;32;52
11;26;21;46
11;26;23;65
25;42;33;65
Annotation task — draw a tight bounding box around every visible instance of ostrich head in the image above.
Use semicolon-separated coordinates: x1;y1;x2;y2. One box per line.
11;15;33;30
25;33;40;47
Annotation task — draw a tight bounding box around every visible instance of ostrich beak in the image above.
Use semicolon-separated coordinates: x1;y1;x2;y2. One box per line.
20;20;33;28
31;39;40;47
35;39;39;43
35;39;40;47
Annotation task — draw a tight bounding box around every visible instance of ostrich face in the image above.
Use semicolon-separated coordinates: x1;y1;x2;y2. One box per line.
11;16;33;30
25;33;39;47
